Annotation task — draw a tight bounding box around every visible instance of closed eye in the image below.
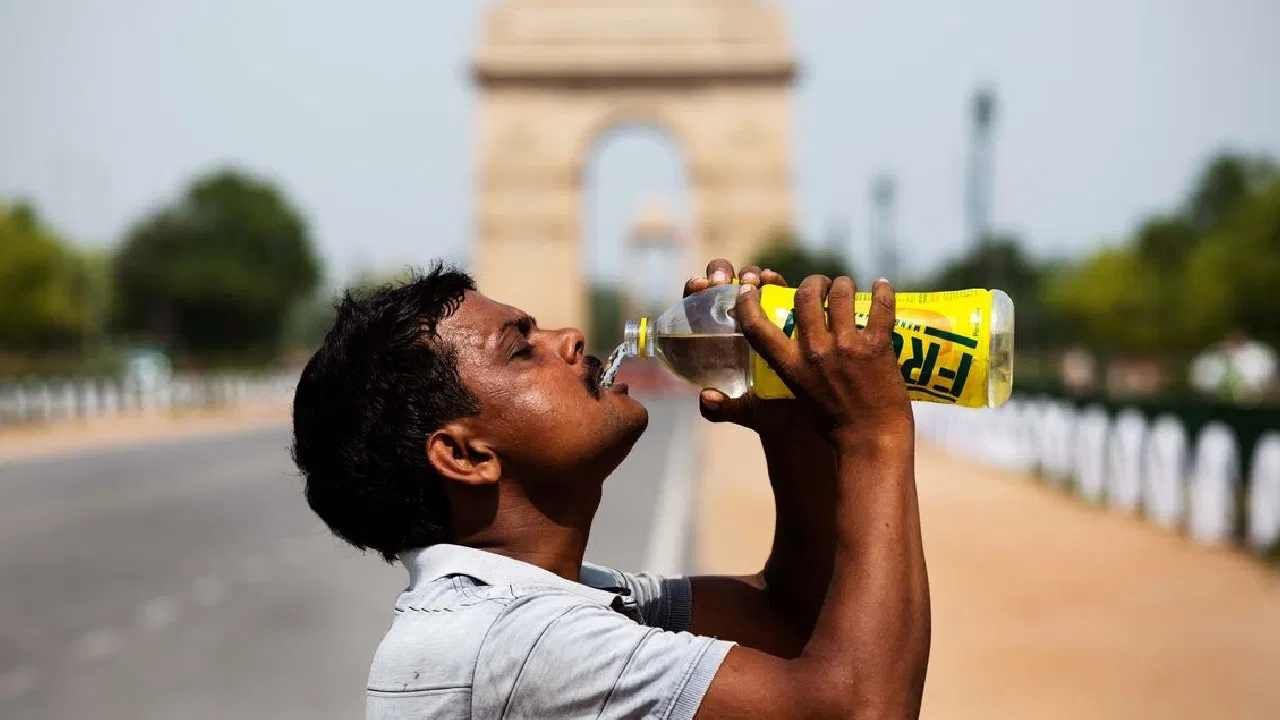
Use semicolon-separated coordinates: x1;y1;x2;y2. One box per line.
510;342;534;359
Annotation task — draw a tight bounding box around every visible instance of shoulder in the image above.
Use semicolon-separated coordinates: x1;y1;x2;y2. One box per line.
367;575;616;693
367;576;517;694
473;589;732;720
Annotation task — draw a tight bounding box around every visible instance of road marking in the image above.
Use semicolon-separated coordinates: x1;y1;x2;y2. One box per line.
137;595;179;630
0;666;35;701
74;628;121;661
643;407;697;577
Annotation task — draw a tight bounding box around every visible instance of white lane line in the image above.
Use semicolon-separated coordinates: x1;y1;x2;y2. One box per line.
643;407;697;577
137;595;179;630
192;575;226;607
0;666;35;701
74;628;121;661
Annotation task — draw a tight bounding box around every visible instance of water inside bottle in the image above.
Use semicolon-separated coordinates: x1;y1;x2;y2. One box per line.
655;333;752;398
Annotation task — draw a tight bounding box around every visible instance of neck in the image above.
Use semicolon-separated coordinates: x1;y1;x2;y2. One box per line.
446;476;602;582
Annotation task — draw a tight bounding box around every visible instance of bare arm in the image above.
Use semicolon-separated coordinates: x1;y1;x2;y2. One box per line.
681;261;839;657
696;276;931;719
687;411;836;658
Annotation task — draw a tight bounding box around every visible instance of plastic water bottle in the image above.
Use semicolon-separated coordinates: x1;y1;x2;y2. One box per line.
601;284;1014;408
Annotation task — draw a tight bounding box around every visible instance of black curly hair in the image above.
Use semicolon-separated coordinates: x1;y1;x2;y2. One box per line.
291;264;478;561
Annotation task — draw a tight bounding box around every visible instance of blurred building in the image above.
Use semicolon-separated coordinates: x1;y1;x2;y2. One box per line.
471;0;797;330
625;196;687;316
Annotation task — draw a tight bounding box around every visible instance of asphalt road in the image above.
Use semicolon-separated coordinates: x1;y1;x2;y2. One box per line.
0;394;696;719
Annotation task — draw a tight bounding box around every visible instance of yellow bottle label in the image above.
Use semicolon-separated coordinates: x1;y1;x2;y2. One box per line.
751;285;995;407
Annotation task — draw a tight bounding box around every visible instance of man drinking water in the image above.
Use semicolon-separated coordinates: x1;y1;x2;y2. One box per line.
291;258;930;719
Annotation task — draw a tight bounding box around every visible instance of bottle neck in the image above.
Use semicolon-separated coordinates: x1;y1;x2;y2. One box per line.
623;317;656;358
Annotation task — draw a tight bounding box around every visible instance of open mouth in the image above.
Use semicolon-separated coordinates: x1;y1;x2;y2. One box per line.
583;355;604;398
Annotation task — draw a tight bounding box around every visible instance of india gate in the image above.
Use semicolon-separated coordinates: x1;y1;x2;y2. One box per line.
472;0;797;330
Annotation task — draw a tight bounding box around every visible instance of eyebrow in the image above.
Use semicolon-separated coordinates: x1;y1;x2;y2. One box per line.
495;314;536;352
499;314;535;336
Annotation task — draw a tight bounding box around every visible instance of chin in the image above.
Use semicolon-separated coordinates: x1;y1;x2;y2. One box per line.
594;397;648;473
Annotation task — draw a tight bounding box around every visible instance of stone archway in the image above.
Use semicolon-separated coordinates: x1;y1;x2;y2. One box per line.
472;0;797;330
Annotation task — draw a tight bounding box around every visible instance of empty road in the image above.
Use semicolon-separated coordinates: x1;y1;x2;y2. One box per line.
0;394;696;719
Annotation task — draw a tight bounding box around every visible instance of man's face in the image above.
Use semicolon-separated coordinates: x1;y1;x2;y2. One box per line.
439;290;648;483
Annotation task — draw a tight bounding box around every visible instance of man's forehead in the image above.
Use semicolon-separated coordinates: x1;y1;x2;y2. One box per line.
439;290;527;344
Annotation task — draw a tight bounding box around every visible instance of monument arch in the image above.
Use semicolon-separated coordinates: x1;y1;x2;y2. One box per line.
472;0;797;329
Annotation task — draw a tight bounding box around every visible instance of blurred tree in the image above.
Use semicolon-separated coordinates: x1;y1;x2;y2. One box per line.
1046;246;1167;356
1186;153;1277;232
1184;177;1280;348
114;169;321;362
1135;215;1198;269
587;283;625;356
0;202;100;354
749;228;852;283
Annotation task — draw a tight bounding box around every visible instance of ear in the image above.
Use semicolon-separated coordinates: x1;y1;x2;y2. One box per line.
426;423;501;487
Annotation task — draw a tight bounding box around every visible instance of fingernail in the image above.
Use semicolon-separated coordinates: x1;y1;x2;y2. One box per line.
739;284;753;295
877;277;889;285
700;390;721;409
741;272;759;285
712;270;728;283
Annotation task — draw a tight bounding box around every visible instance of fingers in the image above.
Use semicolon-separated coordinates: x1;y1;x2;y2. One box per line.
793;275;832;350
734;283;798;379
865;277;896;343
705;258;736;285
687;259;774;297
683;276;710;298
698;388;755;425
759;268;787;288
827;276;856;345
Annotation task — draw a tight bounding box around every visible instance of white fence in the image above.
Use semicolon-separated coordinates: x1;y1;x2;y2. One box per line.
0;373;296;427
915;397;1280;554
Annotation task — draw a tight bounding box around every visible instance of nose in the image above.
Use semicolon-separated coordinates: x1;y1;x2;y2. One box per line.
553;327;586;365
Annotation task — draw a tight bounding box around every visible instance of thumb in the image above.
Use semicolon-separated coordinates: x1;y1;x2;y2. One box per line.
698;388;757;426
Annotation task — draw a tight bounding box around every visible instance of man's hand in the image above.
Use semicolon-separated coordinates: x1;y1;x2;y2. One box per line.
682;258;815;438
736;273;913;446
696;274;929;720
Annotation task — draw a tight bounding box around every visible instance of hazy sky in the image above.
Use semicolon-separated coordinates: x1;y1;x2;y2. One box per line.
2;0;1277;285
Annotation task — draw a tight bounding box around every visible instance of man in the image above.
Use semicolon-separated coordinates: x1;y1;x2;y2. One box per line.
292;259;930;719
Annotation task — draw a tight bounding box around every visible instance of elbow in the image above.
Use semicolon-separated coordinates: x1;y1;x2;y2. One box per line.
805;693;919;720
792;664;926;720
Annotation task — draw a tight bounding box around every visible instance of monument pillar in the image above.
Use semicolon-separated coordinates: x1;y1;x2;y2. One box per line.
472;1;797;331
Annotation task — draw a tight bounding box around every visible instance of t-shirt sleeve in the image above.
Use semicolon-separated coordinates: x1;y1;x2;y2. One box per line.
580;562;693;632
472;593;733;720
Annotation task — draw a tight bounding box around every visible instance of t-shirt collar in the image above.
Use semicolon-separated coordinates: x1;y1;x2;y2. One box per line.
399;543;620;607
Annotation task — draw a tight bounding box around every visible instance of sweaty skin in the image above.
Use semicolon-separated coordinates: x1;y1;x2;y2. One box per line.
420;265;929;719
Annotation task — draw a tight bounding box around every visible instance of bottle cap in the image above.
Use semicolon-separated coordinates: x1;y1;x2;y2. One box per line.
624;318;653;357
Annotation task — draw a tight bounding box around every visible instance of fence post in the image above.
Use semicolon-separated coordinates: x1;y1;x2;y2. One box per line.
1247;433;1280;552
1143;415;1188;529
1107;409;1147;512
1188;422;1240;545
1075;405;1109;503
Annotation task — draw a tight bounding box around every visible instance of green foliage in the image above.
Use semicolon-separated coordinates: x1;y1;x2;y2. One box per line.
1045;246;1167;355
749;228;852;283
1047;152;1280;361
113;168;321;363
1186;153;1277;232
587;284;625;356
0;202;101;354
1183;178;1280;348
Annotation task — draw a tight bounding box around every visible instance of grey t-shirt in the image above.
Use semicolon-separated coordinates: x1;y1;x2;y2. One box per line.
366;544;734;719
